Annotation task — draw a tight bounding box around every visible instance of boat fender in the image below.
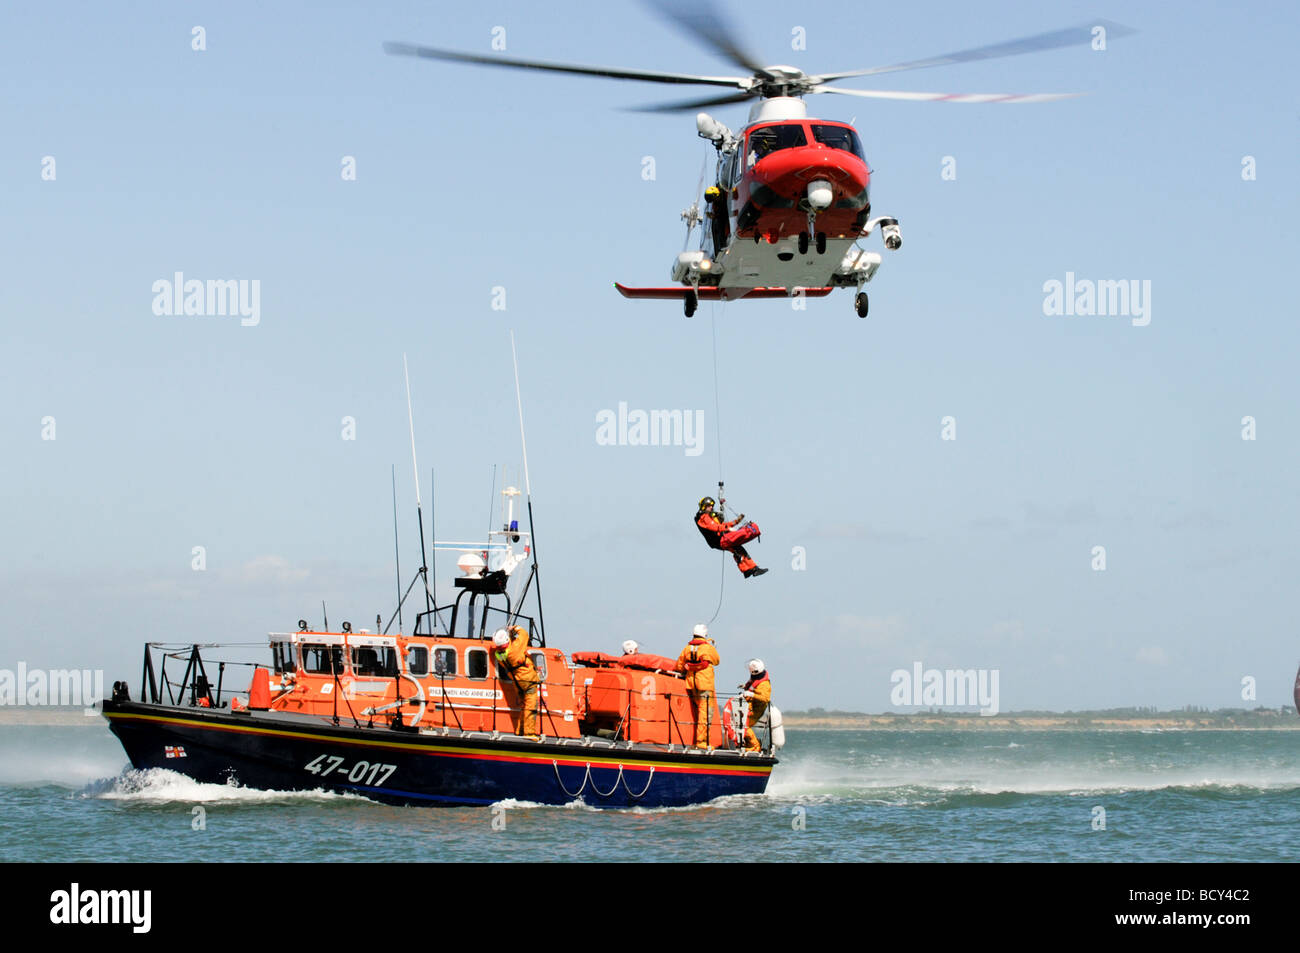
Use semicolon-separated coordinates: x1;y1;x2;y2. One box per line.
248;667;272;710
769;705;785;749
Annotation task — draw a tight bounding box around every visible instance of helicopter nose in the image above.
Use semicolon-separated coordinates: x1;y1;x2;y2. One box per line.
806;179;834;211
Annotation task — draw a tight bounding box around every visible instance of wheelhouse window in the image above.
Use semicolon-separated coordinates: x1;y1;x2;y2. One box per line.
747;124;807;163
811;124;865;160
351;646;398;677
272;641;297;674
302;644;343;675
466;648;488;679
407;646;428;677
530;652;547;680
434;647;457;677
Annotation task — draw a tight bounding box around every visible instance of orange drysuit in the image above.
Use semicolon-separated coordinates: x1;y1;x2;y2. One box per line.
742;672;772;752
677;637;720;748
495;626;541;738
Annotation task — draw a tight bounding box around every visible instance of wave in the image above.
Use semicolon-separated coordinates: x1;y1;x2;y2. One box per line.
764;755;1300;801
81;768;367;805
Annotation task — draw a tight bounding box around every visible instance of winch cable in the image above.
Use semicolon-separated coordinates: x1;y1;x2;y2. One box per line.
706;301;726;625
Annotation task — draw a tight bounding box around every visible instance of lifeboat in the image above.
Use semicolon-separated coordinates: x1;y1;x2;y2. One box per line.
101;487;779;808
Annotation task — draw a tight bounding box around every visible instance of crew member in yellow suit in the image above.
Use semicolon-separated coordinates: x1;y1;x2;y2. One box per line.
492;626;541;740
676;623;720;749
741;659;772;752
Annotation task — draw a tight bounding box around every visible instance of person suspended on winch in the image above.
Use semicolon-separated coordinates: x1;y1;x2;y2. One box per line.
740;659;772;753
622;640;640;656
676;623;721;749
695;495;767;578
492;626;541;740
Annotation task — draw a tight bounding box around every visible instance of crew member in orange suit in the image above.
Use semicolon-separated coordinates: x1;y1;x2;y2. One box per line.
740;659;772;752
492;626;541;740
696;496;767;578
676;623;721;748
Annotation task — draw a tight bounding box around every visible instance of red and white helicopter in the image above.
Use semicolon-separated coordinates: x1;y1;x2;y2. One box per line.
386;6;1131;317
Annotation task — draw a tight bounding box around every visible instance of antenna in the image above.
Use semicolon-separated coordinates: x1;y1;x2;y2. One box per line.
510;331;545;643
430;467;438;621
404;354;435;619
321;600;329;632
486;464;498;541
511;332;532;498
391;464;403;635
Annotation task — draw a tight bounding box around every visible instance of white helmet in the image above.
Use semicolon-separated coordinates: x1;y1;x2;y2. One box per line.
748;658;765;674
693;624;709;638
622;639;640;655
492;628;511;647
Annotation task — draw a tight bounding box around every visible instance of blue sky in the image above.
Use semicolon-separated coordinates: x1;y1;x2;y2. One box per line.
1;0;1296;712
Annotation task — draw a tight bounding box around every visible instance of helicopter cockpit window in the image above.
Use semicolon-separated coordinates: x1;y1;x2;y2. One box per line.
747;124;807;164
811;125;865;160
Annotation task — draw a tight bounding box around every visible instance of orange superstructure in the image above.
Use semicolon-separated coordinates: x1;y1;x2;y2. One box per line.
254;633;725;748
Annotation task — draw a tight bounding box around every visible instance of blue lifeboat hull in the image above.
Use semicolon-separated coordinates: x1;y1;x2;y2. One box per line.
102;700;775;808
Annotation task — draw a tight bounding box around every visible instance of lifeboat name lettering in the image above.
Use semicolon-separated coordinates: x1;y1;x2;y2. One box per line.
304;754;397;786
440;687;505;700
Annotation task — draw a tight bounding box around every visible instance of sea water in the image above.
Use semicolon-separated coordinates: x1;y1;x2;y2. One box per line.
2;725;1296;862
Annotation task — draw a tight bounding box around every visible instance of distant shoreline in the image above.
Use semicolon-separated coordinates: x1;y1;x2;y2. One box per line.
0;707;103;726
783;710;1300;731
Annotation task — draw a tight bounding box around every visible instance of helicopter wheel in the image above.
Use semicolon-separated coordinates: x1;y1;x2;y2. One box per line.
855;292;869;318
684;290;698;318
798;232;809;255
816;232;827;255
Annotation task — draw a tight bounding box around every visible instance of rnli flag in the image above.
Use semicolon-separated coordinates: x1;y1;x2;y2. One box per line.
164;745;187;759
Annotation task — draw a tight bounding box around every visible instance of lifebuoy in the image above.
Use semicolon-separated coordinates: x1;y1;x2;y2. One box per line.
722;697;741;746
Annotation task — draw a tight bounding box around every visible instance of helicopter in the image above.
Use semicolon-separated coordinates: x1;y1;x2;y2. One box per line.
385;5;1132;318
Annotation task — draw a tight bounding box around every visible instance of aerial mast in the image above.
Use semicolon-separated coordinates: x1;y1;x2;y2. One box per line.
510;332;546;644
404;354;435;621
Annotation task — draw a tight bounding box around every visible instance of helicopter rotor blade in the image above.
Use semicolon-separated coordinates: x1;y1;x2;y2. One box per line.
383;42;748;89
814;86;1082;104
812;20;1135;84
643;0;774;79
626;91;755;113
